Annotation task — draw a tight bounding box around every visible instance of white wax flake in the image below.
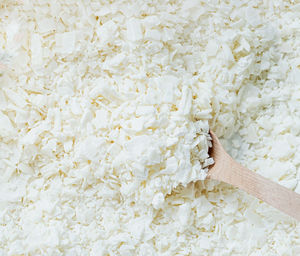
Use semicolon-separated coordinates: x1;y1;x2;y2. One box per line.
0;111;14;133
4;88;27;108
221;43;234;63
92;109;110;129
289;67;300;83
166;137;178;147
152;192;165;209
129;117;145;132
203;157;214;168
70;99;82;115
38;18;56;34
155;75;180;103
126;18;143;41
0;182;26;203
239;37;251;52
80;109;93;126
144;29;161;41
91;78;122;102
64;140;73;153
125;135;161;166
162;157;178;174
206;40;219;57
174;161;193;185
105;53;127;67
177;203;191;226
96;20;118;44
195;197;214;217
178;86;192;115
270;140;294;159
55;32;76;54
43;139;57;152
75;136;106;161
245;7;261;27
18;163;33;174
136;105;156;116
142;15;161;27
126;217;149;241
31;33;42;64
6;21;20;44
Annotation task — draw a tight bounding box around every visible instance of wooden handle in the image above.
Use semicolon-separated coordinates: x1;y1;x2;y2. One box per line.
208;131;300;221
210;152;300;221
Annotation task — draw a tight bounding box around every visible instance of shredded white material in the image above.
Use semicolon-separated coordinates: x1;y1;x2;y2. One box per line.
0;0;299;255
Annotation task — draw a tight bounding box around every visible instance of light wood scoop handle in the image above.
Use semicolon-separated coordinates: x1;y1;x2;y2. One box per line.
208;131;300;221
